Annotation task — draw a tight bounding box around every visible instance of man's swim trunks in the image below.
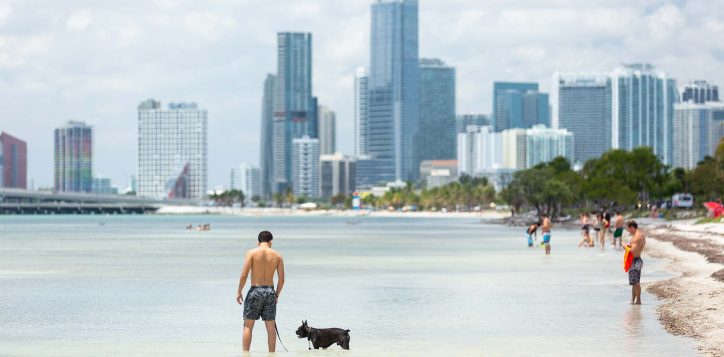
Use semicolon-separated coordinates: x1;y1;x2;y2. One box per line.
628;258;643;285
243;285;276;321
543;233;551;244
614;228;624;238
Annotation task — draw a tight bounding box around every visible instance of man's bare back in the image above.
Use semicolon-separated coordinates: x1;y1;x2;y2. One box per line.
247;247;283;286
615;214;625;228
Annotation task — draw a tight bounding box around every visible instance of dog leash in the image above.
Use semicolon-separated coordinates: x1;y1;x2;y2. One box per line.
274;322;289;352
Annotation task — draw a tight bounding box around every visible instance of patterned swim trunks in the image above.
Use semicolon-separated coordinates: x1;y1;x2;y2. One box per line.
543;233;551;244
243;286;276;321
628;258;643;285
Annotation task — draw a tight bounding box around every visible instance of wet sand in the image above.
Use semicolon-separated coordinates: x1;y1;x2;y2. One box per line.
645;221;724;356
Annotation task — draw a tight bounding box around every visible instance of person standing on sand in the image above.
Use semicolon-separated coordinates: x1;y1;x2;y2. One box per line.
541;214;552;255
626;221;646;304
236;231;285;352
613;212;625;250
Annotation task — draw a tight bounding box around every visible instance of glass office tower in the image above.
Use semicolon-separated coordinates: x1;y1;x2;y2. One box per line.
368;0;419;183
417;58;456;169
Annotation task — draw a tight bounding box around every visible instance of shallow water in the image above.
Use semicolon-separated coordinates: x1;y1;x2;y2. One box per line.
0;215;698;356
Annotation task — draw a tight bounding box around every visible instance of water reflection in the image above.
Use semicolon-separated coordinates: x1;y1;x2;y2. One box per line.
623;305;643;353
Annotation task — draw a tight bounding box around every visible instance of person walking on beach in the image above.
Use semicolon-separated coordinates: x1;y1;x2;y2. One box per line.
236;231;286;352
613;212;625;250
594;212;604;249
541;214;552;255
626;221;646;305
526;222;539;247
578;213;592;247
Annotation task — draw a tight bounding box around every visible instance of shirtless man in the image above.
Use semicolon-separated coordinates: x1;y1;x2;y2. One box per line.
613;212;625;250
236;231;285;352
541;214;552;255
625;221;646;305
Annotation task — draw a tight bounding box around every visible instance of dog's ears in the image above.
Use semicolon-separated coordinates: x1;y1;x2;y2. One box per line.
304;320;307;324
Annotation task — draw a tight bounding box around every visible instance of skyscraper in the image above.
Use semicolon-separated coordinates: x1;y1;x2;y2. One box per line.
552;73;612;164
237;163;263;201
92;176;118;195
320;153;356;199
318;105;336;155
456;114;490;133
525;125;574;168
501;128;527;170
0;132;27;189
611;64;678;164
493;82;549;131
681;80;719;104
673;102;724;169
457;125;502;175
368;0;419;183
54;121;93;193
273;32;314;194
137;99;207;199
354;67;369;157
260;74;276;199
292;135;320;198
417;58;456;169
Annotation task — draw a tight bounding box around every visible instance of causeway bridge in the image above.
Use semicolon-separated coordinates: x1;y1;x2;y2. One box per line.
0;188;201;214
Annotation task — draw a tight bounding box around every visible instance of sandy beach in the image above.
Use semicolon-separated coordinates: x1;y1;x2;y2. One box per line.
155;205;512;220
644;220;724;356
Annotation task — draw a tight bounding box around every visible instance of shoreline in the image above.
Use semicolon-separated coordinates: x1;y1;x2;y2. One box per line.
154;205;512;220
643;220;724;356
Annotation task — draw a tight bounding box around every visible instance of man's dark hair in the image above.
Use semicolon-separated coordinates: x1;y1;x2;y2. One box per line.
258;231;273;243
615;211;621;215
627;220;638;229
541;213;548;218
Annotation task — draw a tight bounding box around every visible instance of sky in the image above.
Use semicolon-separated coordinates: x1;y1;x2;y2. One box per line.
1;0;723;190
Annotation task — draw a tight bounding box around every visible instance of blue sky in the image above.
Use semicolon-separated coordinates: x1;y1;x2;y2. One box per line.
1;0;723;189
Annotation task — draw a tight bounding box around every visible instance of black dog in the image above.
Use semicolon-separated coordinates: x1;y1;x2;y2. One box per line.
296;320;350;350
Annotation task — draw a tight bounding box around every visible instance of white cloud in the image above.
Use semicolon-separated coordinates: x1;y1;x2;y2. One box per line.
66;9;93;32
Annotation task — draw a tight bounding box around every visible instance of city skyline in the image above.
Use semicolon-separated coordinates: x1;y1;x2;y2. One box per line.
2;1;724;188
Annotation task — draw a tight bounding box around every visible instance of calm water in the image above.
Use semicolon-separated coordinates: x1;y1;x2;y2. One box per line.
0;215;698;356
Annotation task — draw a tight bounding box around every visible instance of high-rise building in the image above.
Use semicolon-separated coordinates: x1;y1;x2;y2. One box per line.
681;80;719;104
501;128;527;170
673;102;724;169
260;74;276;198
291;135;320;198
417;58;456;168
493;82;549;131
456;114;490;133
354;67;369;157
368;0;419;183
457;125;503;175
54;121;93;193
419;160;457;188
273;32;314;194
552;73;612;164
354;155;377;190
318;105;336;155
92;176;118;195
525;125;574;168
611;64;678;164
137;99;207;199
232;163;263;202
320;152;356;199
0;132;27;189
